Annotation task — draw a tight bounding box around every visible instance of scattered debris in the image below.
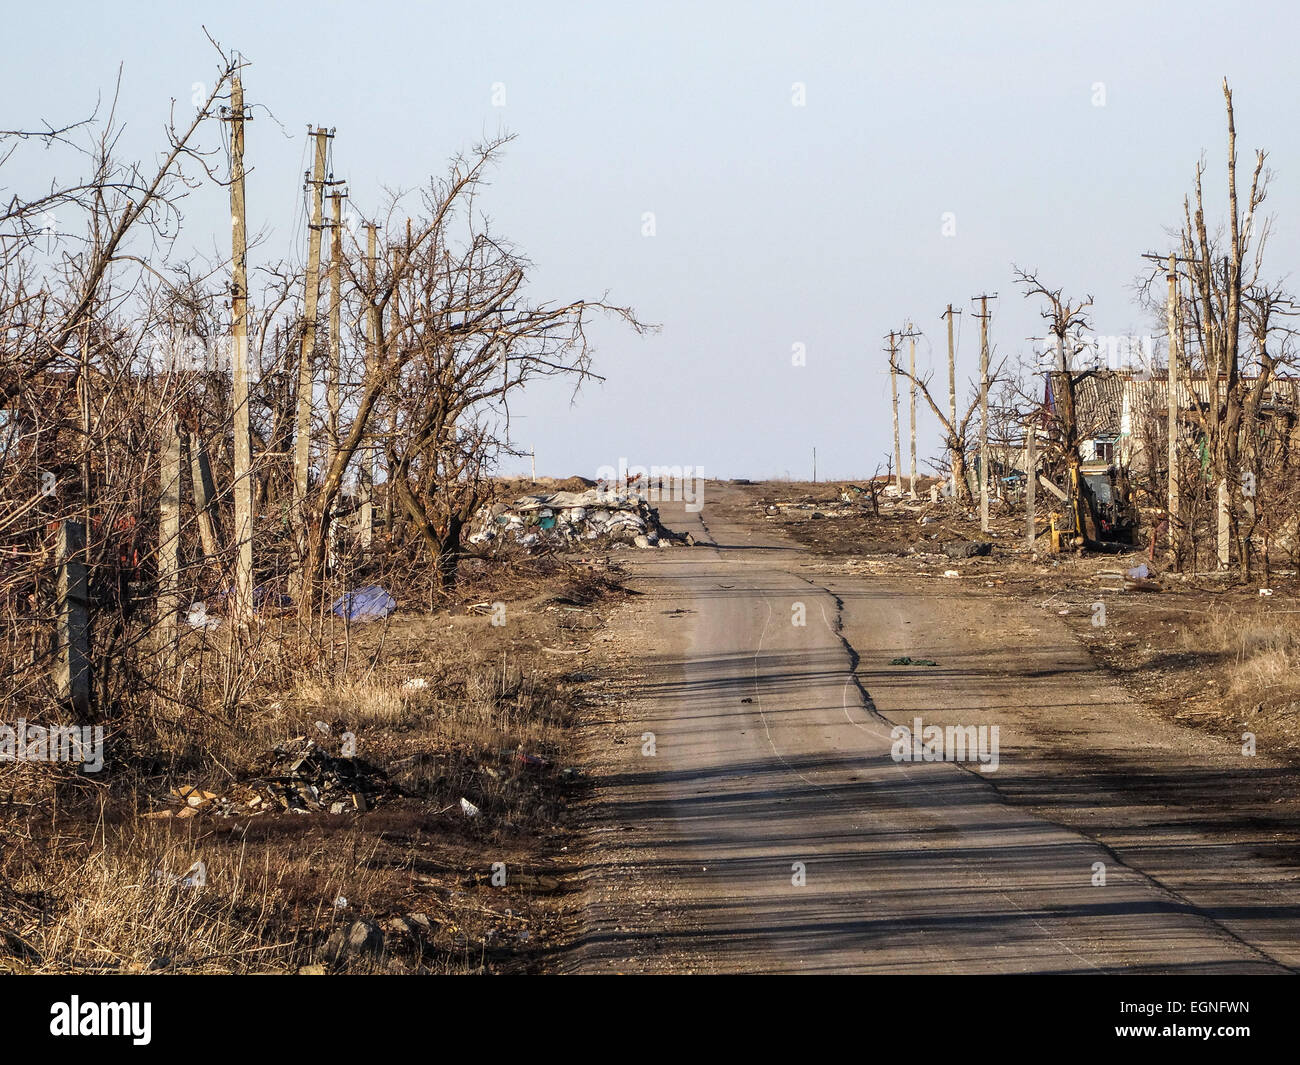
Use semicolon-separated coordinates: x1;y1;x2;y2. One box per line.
459;797;481;818
176;785;220;809
241;738;389;814
889;656;939;667
185;602;220;629
144;739;392;820
144;785;222;819
154;860;207;890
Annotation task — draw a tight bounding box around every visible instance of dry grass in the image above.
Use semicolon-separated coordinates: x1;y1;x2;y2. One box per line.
0;555;624;974
1180;606;1300;704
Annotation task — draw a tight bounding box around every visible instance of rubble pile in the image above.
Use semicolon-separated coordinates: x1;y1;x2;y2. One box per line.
468;489;679;550
144;737;393;820
243;738;392;814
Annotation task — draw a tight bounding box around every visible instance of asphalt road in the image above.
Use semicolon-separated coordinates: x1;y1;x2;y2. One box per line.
573;484;1300;973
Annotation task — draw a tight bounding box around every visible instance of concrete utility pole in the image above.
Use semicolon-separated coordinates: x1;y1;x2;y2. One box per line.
228;66;254;621
886;332;902;490
942;304;960;498
293;126;332;521
907;323;918;499
972;294;998;533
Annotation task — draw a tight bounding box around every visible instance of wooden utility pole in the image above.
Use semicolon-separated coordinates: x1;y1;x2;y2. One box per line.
886;332;902;490
384;243;401;540
1217;480;1231;568
324;185;346;573
55;521;91;717
907;323;918;499
326;188;345;472
293;127;331;522
1145;250;1201;564
1025;414;1036;549
79;327;92;536
972;294;997;533
1165;253;1180;556
228;66;254;621
158;413;183;670
358;222;379;552
942;304;960;499
188;426;219;559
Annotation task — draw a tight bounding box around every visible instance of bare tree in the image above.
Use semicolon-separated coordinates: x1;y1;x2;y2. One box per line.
1178;79;1271;574
888;347;1000;504
292;139;650;615
1013;266;1098;543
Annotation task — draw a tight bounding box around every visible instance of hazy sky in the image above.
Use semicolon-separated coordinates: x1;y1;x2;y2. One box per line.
9;1;1300;481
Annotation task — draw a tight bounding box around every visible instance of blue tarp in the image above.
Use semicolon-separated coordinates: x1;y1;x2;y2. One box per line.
332;585;397;622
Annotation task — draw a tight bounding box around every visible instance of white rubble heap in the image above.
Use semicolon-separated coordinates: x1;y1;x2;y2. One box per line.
467;488;674;550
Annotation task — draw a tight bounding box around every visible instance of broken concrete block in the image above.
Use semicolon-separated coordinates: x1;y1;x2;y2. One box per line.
321;919;384;964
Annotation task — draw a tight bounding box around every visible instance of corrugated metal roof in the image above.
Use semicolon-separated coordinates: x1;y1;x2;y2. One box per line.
1047;371;1300;438
1046;371;1126;436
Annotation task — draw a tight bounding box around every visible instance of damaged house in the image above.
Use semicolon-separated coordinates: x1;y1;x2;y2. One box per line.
1046;370;1300;476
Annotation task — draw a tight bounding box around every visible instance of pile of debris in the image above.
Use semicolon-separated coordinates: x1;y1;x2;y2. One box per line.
145;737;393;820
243;737;392;814
468;489;680;551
